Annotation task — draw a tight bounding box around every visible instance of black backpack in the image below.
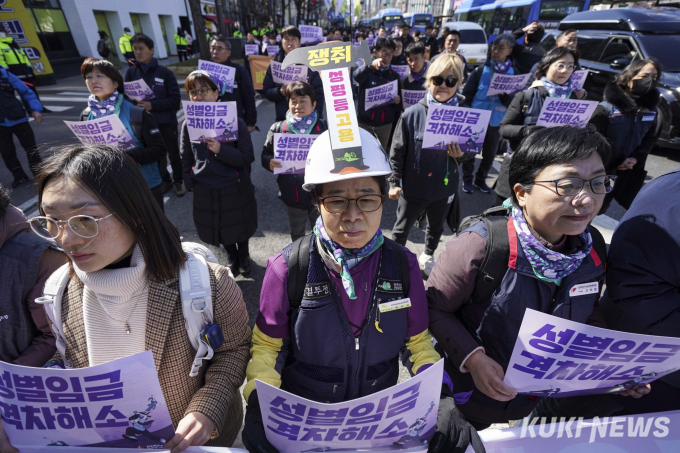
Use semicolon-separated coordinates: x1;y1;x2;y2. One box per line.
97;39;109;58
457;205;608;305
286;234;411;315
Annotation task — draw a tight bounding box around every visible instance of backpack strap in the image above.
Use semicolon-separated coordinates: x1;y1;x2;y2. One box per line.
469;210;511;305
384;237;410;297
588;224;608;271
287;234;312;315
34;263;73;368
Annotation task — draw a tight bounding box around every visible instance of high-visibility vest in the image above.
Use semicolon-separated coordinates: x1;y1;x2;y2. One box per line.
233;30;243;38
119;34;133;53
174;33;188;46
0;37;32;76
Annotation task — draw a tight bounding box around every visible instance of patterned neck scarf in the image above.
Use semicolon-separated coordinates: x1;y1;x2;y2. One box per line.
411;62;429;82
541;76;574;99
426;91;459;107
379;64;392;72
286;110;317;135
313;215;384;300
492;58;512;75
511;207;592;285
88;91;121;119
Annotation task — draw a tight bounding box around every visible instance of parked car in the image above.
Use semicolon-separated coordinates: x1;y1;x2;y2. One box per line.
439;21;488;69
543;7;680;149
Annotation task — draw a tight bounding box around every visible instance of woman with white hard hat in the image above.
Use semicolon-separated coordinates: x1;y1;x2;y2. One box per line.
241;125;485;453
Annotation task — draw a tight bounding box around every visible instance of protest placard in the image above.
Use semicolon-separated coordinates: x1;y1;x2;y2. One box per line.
486;73;532;96
270;60;308;85
365;79;399;111
257;360;443;453
300;25;323;45
536;98;598;128
181;101;239;143
571;69;589;91
392;64;410;81
0;350;174;448
197;59;236;94
64;116;137;152
422;106;492;153
504;309;680;398
272;133;319;174
123;79;155;102
250;55;275;90
267;45;281;57
402;90;426;109
244;44;259;56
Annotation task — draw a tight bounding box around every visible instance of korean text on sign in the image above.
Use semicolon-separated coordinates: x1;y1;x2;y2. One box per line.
197;59;236;94
308;45;353;67
364;79;398;111
401;90;426;109
322;68;360;150
273;133;319;174
486;73;532;96
123;79;155;102
182;100;239;143
64;116;136;152
536;98;598;129
570;70;589;91
392;65;410;81
421;105;492;154
270;61;308;85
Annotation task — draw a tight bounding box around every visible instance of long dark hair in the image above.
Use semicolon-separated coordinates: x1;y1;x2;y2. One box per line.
535;47;581;80
614;58;662;90
36;145;186;280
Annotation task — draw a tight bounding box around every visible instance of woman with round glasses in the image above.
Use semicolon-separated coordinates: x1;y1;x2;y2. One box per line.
495;47;586;206
389;54;465;277
180;70;257;278
23;144;251;451
424;126;649;430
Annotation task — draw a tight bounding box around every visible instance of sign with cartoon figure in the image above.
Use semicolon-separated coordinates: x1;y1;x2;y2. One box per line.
0;350;174;448
535;98;598;128
504;309;680;398
64;116;137;152
123;79;155;102
256;360;443;452
421;105;492;153
197;59;236;94
181;100;239;143
273;133;319;174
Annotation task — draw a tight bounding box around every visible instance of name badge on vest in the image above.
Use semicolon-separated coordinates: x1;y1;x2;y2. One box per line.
642;115;655;122
155;77;164;83
303;282;331;299
569;282;599;297
378;298;411;312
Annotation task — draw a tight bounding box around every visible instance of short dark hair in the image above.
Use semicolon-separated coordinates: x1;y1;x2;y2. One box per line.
401;23;410;29
281;25;301;40
393;36;403;44
210;35;231;50
130;33;154;50
426;25;434;31
556;29;577;42
446;30;461;40
0;183;9;219
508;126;612;206
36;145;187;280
283;80;317;103
527;22;545;43
374;37;395;52
535;46;580;79
184;71;219;93
614;58;662;90
80;58;125;95
405;41;425;58
441;27;450;36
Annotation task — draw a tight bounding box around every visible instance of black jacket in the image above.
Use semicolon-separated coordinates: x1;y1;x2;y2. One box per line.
391;53;407;66
217;59;258;127
262;51;324;121
261;119;328;210
353;64;402;127
424;35;439;56
401;61;430;91
389;96;463;203
124;58;181;126
510;28;547;75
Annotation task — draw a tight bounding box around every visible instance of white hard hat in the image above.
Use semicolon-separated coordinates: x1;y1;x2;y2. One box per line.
303;128;393;192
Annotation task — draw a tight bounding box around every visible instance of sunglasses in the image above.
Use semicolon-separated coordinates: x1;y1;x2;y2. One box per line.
431;76;459;88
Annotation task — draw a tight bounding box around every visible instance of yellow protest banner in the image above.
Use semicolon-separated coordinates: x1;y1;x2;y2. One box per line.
249;55;274;90
0;0;54;77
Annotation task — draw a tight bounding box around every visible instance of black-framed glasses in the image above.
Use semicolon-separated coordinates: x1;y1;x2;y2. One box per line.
28;213;115;240
533;175;617;196
318;195;384;213
431;76;459;87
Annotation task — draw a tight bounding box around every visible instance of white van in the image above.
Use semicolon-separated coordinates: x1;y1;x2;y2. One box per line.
438;21;488;68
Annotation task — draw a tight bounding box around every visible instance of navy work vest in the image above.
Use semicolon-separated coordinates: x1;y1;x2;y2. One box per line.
600;101;657;162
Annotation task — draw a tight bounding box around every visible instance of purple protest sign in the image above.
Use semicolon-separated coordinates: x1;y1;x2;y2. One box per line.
571;69;589;91
197;59;236;94
504;308;680;398
402;89;426;109
536;98;598;128
300;25;323;45
270;60;308;85
123;79;155;102
273;133;319;174
256;360;443;453
365;79;398;111
0;351;174;449
245;44;259;56
267;45;281;57
422;106;492;154
486;73;532;96
392;65;410;81
182;100;239;143
64;116;137;152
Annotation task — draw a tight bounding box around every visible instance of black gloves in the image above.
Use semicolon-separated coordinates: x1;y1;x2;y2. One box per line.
522;125;545;137
242;390;280;453
428;386;486;453
498;93;513;107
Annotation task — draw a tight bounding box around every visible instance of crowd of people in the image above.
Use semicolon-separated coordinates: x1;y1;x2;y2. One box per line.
0;17;678;453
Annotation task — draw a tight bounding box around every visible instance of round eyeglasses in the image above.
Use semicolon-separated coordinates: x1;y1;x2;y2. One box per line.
318;195;384;213
28;213;115;240
532;175;617;196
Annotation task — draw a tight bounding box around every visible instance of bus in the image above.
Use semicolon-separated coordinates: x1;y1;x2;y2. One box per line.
403;13;433;33
375;8;404;30
359;18;372;28
454;0;590;42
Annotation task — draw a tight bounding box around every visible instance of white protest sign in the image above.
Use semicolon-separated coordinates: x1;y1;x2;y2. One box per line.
0;351;174;448
535;98;599;128
65;116;137;152
365;79;398;111
571;69;589;91
273;133;319;174
402;90;426;109
123;79;156;101
197;59;236;94
257;360;443;453
486;73;532;96
504;309;680;397
300;25;323;45
245;44;259;56
392;64;410;81
321;68;362;155
422;105;492;154
270;60;308;85
182;100;239;143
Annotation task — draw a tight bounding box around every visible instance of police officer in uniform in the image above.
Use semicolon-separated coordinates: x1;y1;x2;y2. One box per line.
119;27;134;66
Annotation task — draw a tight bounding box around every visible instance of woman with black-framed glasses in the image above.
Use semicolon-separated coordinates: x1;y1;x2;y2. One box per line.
389;53;465;277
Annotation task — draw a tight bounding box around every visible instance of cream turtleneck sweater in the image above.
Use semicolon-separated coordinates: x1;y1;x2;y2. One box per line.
76;246;149;366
